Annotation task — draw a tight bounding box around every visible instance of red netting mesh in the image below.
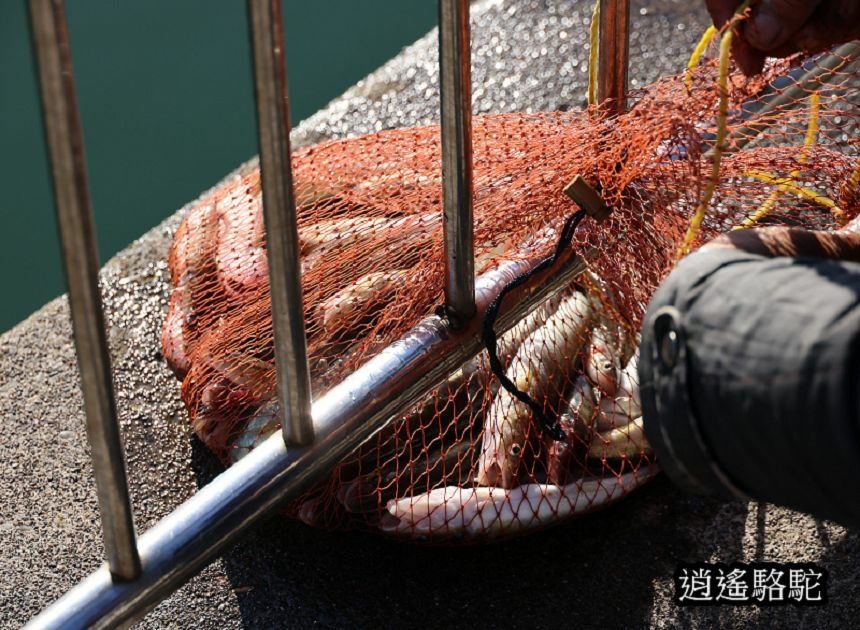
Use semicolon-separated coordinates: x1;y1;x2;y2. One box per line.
162;39;860;540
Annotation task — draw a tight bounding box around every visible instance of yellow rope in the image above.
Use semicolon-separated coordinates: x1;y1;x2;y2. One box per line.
677;25;735;257
804;91;822;149
735;91;821;229
677;1;753;259
587;0;600;110
685;25;718;89
846;156;860;201
741;169;842;215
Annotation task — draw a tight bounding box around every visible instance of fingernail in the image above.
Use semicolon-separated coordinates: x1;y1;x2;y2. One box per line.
748;12;782;50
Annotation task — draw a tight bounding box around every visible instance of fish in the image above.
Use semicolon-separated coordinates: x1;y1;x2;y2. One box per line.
346;291;566;473
595;350;641;431
546;376;599;484
476;290;594;489
334;291;577;511
316;269;409;333
586;416;651;462
296;492;333;529
299;216;404;257
161;286;191;378
192;339;277;455
215;207;440;298
167;202;217;289
303;212;441;276
382;465;658;538
615;350;640;407
546;414;579;485
382;485;496;535
162;202;219;377
212;188;401;297
585;325;622;396
215;193;268;297
596;395;630;431
567;374;597;426
229;400;280;463
494;287;581;370
337;440;476;514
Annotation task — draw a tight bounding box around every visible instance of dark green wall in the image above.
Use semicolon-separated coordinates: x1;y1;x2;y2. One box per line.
0;1;436;333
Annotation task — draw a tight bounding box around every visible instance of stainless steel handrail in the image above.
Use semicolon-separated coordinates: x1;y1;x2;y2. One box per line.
439;0;476;325
28;245;588;630
27;0;141;582
248;0;315;446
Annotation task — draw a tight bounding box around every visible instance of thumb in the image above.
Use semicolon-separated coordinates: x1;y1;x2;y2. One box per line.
744;0;820;51
704;0;739;29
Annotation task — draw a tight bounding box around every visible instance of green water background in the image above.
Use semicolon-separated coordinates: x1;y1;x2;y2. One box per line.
0;1;436;334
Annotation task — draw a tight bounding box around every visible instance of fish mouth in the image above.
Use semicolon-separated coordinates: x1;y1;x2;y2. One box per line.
476;458;522;490
500;463;518;490
476;461;501;487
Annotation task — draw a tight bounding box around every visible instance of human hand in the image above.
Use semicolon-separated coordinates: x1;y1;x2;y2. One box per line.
699;225;860;262
705;0;860;75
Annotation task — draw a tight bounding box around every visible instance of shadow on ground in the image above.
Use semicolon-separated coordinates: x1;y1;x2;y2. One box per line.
192;456;857;629
215;475;725;628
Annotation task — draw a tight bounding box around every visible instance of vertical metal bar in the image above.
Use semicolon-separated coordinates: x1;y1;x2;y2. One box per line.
597;0;630;115
247;0;314;446
439;0;476;326
27;0;141;580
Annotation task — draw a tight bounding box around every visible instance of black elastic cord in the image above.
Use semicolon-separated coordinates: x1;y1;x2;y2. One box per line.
481;208;588;442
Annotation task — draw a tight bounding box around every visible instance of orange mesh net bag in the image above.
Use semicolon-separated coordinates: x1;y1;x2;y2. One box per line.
161;21;860;540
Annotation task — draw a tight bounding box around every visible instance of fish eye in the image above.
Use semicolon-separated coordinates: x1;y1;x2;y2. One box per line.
510;443;522;457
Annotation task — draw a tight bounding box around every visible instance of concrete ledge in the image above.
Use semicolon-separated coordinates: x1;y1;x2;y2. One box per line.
1;1;857;627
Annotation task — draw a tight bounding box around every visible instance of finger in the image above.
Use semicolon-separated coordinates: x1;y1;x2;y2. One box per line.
744;0;820;52
790;2;860;53
762;4;860;60
732;33;766;76
705;0;768;76
705;0;739;28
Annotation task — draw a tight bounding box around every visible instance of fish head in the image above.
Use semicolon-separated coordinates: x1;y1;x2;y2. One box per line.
476;426;503;486
476;442;524;488
476;412;526;489
568;375;597;427
500;440;524;488
586;328;621;395
476;459;501;487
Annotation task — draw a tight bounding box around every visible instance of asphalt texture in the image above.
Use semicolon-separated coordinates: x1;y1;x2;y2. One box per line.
1;0;858;627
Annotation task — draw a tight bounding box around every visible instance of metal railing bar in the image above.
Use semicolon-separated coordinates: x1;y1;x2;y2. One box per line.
28;245;589;630
597;0;630;115
439;0;476;326
27;0;141;581
247;0;314;446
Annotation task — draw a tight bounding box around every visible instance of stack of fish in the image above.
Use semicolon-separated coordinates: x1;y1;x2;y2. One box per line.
160;50;857;537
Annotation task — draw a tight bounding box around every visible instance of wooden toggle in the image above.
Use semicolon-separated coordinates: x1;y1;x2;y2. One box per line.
563;175;611;222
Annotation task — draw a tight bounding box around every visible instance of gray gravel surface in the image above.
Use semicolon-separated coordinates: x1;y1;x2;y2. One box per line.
1;1;857;628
